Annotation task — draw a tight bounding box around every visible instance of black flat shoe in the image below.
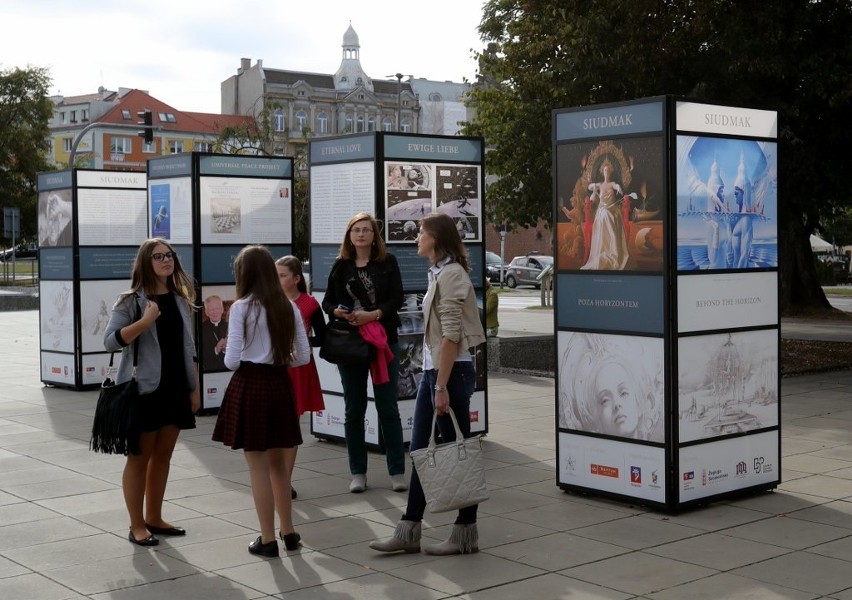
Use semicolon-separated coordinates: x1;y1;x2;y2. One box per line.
291;487;297;499
279;530;302;551
128;531;159;547
145;523;186;536
248;536;279;558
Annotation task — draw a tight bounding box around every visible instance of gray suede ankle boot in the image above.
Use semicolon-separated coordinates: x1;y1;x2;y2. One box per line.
422;523;478;555
369;520;421;553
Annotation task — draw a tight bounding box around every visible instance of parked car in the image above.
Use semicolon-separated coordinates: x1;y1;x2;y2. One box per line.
485;251;506;283
0;243;38;262
504;254;553;288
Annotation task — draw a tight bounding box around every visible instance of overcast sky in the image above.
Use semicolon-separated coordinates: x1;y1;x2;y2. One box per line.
2;0;486;114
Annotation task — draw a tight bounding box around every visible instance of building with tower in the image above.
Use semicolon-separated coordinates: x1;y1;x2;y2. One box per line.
220;24;473;159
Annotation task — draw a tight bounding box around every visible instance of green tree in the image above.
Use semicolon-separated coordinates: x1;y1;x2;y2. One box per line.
465;0;852;313
0;66;54;245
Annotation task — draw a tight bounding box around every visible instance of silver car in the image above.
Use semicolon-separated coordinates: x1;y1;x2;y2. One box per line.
504;254;553;288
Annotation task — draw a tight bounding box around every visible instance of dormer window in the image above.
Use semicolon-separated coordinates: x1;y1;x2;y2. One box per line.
356;77;363;85
341;76;348;82
121;109;131;120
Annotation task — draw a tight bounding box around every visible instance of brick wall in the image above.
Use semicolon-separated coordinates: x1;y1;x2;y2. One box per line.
484;218;553;262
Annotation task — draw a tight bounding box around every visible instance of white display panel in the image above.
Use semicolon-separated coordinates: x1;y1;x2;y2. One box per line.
202;370;234;411
558;432;666;503
558;331;665;443
149;177;193;243
310;162;376;243
679;430;779;502
678;272;778;332
79;279;132;353
312;391;486;444
676;102;778;138
40;280;75;353
77;187;147;246
678;329;779;443
81;353;112;386
41;351;76;386
199;177;292;245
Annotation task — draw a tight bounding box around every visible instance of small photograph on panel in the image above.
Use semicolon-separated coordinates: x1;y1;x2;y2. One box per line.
210;197;242;235
81;280;133;353
435;165;480;211
452;215;478;241
558;331;664;443
678;329;778;443
676;136;778;270
38;189;74;247
40;280;75;352
387;219;422;241
200;286;237;373
386;163;434;207
397;333;424;399
398;293;425;334
555;138;665;272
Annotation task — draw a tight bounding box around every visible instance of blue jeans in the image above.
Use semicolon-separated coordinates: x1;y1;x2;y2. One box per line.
338;342;405;476
403;362;478;525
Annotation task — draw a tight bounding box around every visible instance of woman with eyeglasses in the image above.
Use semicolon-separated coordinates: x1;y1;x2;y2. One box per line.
104;238;200;547
321;212;407;494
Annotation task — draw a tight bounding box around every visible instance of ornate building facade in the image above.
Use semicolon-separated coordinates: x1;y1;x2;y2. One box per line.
220;25;473;158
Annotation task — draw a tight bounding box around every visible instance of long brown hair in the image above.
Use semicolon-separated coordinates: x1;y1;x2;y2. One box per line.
125;238;196;305
233;245;295;365
420;213;470;272
338;212;387;262
275;255;307;293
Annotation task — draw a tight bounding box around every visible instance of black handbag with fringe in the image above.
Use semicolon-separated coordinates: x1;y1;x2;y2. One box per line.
90;304;142;455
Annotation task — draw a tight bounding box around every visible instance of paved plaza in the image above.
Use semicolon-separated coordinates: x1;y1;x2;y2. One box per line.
1;307;852;599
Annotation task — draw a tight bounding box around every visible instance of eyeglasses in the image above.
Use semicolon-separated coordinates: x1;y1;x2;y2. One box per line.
350;227;374;235
151;251;175;262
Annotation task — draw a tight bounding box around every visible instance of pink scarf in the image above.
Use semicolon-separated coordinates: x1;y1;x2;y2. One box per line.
359;321;394;385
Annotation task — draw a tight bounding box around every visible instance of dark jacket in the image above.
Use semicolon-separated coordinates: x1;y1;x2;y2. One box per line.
322;254;404;343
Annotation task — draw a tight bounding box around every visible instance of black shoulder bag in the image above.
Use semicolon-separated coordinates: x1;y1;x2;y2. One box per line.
90;302;142;455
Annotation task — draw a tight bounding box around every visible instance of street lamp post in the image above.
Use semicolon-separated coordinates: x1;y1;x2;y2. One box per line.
393;73;403;131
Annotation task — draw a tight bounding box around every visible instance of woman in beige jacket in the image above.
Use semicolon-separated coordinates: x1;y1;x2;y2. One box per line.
370;212;486;556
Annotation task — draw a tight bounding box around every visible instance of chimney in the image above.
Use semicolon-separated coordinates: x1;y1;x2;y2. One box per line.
240;58;251;74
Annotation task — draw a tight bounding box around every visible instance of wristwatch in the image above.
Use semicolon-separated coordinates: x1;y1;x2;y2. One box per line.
434;384;447;392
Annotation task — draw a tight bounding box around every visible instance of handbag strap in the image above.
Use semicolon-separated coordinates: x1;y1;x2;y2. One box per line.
427;408;465;452
107;297;141;379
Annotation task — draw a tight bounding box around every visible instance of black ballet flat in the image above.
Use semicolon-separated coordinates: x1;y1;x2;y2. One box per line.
291;487;298;500
128;531;159;547
248;536;279;558
145;523;186;536
279;530;302;551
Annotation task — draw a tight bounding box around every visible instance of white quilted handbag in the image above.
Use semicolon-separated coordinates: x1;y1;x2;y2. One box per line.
410;409;489;513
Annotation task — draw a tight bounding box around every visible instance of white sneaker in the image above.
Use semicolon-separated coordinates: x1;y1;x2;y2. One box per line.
349;474;367;493
390;474;408;492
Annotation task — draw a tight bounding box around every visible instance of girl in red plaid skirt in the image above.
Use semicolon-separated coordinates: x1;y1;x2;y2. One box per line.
212;246;311;558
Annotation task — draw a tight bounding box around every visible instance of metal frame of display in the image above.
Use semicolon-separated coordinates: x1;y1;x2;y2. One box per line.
37;168;148;390
552;96;780;511
308;131;489;450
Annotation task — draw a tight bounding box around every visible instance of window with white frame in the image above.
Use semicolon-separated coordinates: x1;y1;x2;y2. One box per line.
317;112;328;133
368;117;375;131
46;138;54;156
296;110;307;131
400;118;411;133
195;141;214;153
81;109;89;121
383;117;393;131
143;140;156;153
121;109;131;120
169;140;184;154
62;138;73;152
69;110;77;123
110;137;132;154
356;116;364;133
274;109;286;131
344;116;353;132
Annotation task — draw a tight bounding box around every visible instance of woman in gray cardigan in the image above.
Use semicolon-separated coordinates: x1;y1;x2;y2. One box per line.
104;238;199;547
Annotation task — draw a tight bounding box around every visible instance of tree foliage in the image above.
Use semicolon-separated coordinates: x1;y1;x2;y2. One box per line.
464;0;852;312
0;66;54;244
